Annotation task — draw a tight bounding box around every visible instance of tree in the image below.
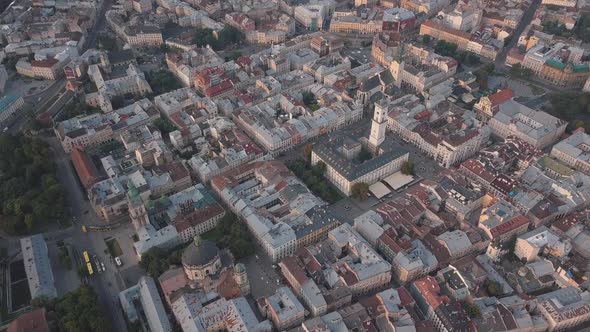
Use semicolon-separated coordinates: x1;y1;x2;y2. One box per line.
192;25;244;51
153;117;177;134
146;70;182;95
97;34;117;51
139;246;173;277
0;134;65;234
357;148;372;162
401;161;414;175
509;63;533;78
315;161;326;174
485;279;503;296
463;302;481;318
203;212;255;260
55;285;110;332
422;35;432;44
303;143;314;161
458;51;480;66
435;40;459;58
351;182;370;201
24;214;34;231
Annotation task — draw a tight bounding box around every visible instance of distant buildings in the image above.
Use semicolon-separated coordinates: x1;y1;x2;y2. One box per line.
86;64;152;112
372;32;400;66
120;276;172;332
106;10;163;47
171;295;272;331
551;129;590;174
55;98;158;153
542;0;578;7
259;287;306;330
130;183;225;243
410;276;473;332
401;0;450;15
514;226;571;262
0;95;24;125
211;160;340;262
536;287;590;331
311;107;409;196
234;92;362;155
419;19;500;60
384;95;490;168
178;236;247;296
488;99;567;149
280;223;391;314
478;199;530;243
473;88;514;122
294;5;326;31
20;235;57;299
389;47;458;92
16;53;71;80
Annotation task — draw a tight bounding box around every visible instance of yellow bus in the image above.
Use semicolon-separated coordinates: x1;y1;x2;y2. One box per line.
87;262;94;275
83;251;90;263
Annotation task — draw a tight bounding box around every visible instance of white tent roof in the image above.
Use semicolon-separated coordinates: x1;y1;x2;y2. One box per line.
369;182;391;199
384;172;414;190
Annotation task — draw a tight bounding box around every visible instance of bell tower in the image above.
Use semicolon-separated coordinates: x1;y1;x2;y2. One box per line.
369;101;387;150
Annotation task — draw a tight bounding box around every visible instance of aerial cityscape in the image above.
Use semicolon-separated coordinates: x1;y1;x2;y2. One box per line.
2;0;590;331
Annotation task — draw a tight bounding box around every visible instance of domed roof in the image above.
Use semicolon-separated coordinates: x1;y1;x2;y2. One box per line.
182;238;220;267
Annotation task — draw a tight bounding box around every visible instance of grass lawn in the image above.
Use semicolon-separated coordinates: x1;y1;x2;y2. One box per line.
105;238;123;258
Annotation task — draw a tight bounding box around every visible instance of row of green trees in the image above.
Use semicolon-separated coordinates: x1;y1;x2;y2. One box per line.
509;63;534;78
287;158;342;203
0;134;65;234
430;39;481;66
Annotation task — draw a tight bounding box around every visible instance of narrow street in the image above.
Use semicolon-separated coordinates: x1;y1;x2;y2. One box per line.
495;0;542;69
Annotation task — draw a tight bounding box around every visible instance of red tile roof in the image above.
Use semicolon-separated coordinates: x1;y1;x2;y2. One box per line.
461;159;496;184
8;308;49;332
488;88;514;106
71;147;100;189
280;255;309;286
158;268;188;302
412;276;449;309
173;203;225;233
489;215;530;238
31;57;59;68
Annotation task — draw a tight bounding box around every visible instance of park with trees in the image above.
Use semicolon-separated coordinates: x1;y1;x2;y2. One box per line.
32;285;110;332
146;70;182;96
288;157;342;203
543;92;590;132
192;25;244;51
0;134;65;234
